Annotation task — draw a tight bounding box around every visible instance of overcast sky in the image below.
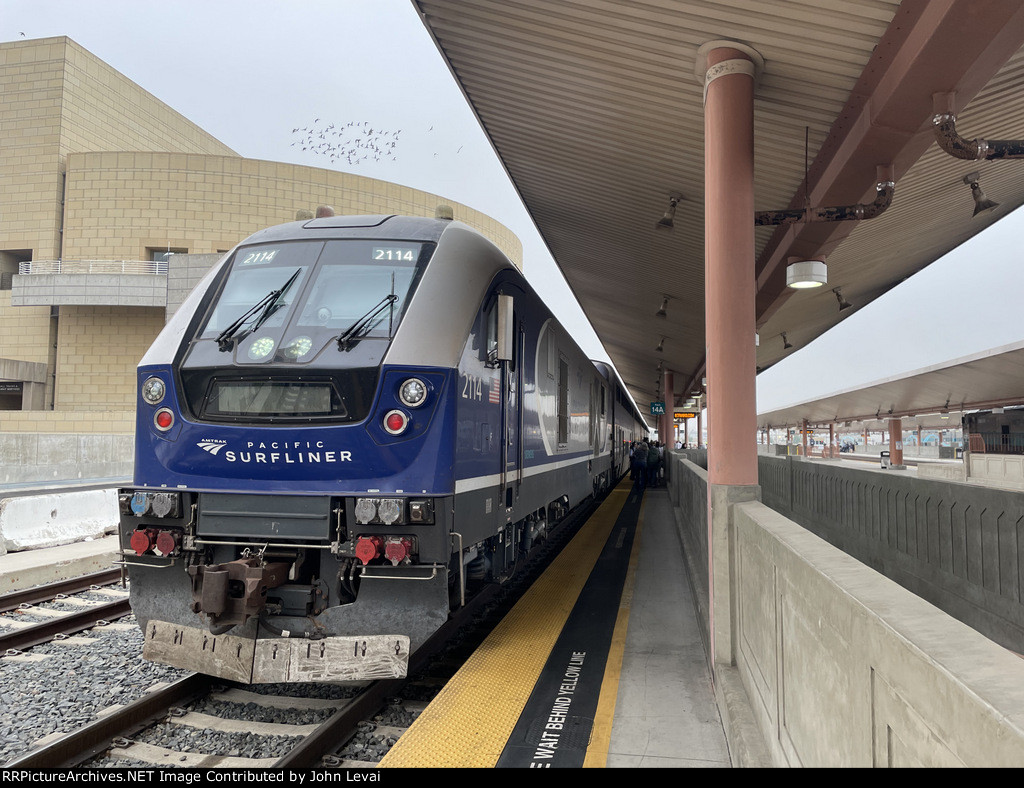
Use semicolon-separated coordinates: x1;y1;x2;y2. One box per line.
5;0;1022;415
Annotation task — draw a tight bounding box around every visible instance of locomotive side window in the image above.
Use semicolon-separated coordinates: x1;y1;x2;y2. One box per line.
557;355;569;445
485;302;498;365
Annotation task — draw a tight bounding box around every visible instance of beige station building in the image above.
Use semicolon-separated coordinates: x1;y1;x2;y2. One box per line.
0;36;521;484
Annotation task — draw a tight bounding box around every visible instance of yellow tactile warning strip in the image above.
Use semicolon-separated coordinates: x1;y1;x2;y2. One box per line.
379;479;634;768
582;495;645;767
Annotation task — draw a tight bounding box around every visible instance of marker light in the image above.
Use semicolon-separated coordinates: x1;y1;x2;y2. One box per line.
399;378;427;408
154;408;175;431
141;377;166;405
384;409;409;435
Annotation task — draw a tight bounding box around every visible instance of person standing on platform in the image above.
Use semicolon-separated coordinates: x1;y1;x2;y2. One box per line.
632;440;648;489
647;440;660;487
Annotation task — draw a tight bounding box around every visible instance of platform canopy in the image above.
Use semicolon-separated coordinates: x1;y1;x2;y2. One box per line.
757;338;1024;430
413;1;1024;414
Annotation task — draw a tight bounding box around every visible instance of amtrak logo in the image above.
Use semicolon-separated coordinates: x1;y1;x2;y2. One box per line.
195;438;352;465
197;439;228;455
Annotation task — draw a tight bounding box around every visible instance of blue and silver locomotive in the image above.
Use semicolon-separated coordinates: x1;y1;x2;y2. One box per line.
119;210;647;683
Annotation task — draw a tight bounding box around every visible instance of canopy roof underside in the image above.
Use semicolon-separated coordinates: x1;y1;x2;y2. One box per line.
414;0;1024;422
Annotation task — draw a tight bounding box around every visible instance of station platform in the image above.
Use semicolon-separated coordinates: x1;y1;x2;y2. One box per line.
381;479;730;768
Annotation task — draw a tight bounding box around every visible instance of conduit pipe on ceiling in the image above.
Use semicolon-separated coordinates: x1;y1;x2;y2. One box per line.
932;92;1024;161
754;165;895;226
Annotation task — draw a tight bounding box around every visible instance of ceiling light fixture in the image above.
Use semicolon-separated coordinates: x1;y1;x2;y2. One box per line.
656;296;669;318
963;171;999;217
786;256;827;289
655;337;665;353
781;332;793;350
833;287;852;311
656;193;683;230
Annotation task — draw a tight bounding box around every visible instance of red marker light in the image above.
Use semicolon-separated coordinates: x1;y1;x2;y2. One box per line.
383;409;408;435
154;409;174;431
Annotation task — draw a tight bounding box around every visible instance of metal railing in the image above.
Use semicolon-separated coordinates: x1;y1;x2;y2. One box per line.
18;259;169;276
969;432;1024;455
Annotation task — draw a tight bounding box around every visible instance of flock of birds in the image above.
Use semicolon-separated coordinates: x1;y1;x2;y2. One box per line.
291;119;464;168
291;119;402;166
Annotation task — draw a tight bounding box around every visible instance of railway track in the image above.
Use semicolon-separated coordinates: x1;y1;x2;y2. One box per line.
0;570;131;653
4;493;602;767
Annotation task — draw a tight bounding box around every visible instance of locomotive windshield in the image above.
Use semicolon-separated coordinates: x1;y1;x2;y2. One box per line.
178;237;435;424
196;239;432;362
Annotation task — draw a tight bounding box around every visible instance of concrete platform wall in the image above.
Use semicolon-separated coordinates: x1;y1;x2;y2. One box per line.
759;454;1024;653
0;431;133;484
666;452;1024;767
733;500;1024;766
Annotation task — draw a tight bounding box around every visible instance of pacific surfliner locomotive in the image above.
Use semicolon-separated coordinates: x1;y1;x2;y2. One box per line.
118;210;647;684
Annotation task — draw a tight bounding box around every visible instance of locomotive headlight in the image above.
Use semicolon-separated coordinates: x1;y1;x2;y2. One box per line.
141;377;166;405
399;378;427;408
282;336;313;360
247;336;275;360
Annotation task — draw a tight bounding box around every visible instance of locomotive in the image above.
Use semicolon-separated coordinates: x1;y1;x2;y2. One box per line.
118;210;648;684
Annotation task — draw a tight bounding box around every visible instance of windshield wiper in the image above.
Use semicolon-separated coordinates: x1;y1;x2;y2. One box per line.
215;269;301;352
336;294;399;352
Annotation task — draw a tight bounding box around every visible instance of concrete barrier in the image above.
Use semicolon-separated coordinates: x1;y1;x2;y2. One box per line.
667;455;1024;766
732;501;1024;766
0;489;119;553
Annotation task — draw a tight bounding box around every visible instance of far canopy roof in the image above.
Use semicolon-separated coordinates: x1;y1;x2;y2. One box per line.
756;339;1024;429
414;1;1024;412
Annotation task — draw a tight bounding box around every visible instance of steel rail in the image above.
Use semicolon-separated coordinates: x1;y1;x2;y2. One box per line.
1;598;132;652
3;673;215;768
0;569;123;613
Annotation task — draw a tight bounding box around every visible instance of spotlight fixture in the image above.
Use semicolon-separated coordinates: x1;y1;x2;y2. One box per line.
655;337;665;353
656;296;669;318
833;287;852;311
781;332;793;350
786;256;827;289
963;171;999;217
656;193;683;230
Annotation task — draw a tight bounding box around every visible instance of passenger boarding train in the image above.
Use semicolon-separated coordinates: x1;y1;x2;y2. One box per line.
118;210;648;684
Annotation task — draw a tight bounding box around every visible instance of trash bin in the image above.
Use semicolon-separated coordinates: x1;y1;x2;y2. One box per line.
880;450;891;469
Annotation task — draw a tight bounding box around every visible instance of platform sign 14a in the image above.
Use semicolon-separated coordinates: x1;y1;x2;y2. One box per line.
650;401;666;415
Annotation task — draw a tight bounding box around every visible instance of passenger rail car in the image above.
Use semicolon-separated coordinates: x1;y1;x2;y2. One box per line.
119;212;647;684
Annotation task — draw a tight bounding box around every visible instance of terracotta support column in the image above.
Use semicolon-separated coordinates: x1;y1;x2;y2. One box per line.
697;409;703;448
802;419;808;456
889;417;905;468
705;45;758;485
660;371;674;446
829;423;835;458
702;41;762;670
